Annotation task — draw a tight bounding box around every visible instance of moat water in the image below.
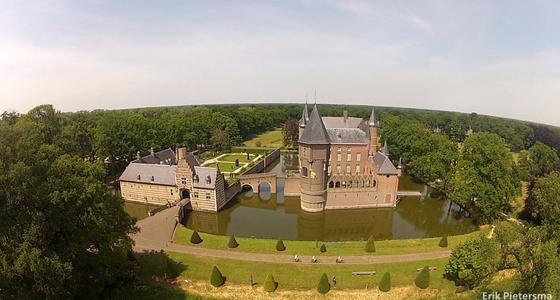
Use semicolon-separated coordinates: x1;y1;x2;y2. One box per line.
177;152;478;241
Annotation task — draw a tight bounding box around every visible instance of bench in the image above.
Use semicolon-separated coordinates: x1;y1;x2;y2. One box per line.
352;271;376;276
416;267;438;272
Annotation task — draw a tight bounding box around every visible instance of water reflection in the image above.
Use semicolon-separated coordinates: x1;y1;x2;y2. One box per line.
182;152;478;241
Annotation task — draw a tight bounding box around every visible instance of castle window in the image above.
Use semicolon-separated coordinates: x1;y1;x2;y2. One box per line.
356;153;361;162
170;189;174;195
366;180;371;187
346;153;351;161
328;181;334;188
206;175;211;184
327;165;331;175
373;180;377;187
151;176;155;182
206;193;212;199
346;165;351;174
137;175;141;180
302;166;308;177
193;175;199;184
181;177;187;185
337;147;341;152
342;181;347;188
193;192;199;198
355;165;361;174
348;181;352;188
336;165;341;174
337;153;341;162
335;181;341;188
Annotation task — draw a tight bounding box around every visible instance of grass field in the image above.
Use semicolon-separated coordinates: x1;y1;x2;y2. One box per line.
243;128;283;148
203;162;239;173
219;153;255;163
173;226;487;256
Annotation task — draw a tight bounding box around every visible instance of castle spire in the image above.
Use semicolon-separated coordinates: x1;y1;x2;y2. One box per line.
368;107;376;126
300;103;329;144
299;100;309;126
381;140;390;156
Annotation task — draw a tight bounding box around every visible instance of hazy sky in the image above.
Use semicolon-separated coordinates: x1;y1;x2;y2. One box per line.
1;1;559;125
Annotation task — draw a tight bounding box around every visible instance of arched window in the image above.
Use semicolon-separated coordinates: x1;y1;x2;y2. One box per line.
342;181;347;188
348;181;352;188
335;181;341;188
328;181;334;188
302;166;308;177
366;180;370;187
373;180;377;187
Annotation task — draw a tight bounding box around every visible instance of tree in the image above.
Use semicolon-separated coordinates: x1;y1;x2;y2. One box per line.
320;243;327;253
379;272;391;292
263;274;278;292
276;240;286;251
519;142;559;181
228;235;239;248
210;129;231;152
415;266;430;289
210;266;225;287
282;118;299;149
0;152;135;298
450;133;521;222
531;172;560;235
317;273;330;294
190;230;203;244
443;236;500;289
439;235;448;248
365;236;376;253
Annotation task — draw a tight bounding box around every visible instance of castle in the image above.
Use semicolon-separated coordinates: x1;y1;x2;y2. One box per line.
298;103;401;212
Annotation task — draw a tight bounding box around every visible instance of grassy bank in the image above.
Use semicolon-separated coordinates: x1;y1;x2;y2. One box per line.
243;128;283;148
173;226;488;256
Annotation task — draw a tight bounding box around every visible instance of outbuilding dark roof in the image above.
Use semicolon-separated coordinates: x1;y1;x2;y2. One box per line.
133;148;177;165
326;128;368;144
299;104;330;144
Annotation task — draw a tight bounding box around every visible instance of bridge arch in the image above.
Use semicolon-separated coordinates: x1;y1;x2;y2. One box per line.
239;172;277;194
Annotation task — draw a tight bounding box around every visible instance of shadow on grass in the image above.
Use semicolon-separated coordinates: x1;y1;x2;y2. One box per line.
136;250;188;281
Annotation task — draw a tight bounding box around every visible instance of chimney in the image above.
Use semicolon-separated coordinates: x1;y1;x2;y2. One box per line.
177;147;188;160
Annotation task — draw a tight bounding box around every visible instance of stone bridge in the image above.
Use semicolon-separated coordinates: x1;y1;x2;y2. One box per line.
239;172;277;193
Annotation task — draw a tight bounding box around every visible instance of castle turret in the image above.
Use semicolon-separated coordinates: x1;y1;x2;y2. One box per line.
299;104;329;212
368;107;379;155
298;101;309;140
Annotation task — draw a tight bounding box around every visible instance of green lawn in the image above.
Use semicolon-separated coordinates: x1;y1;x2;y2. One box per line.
243;128;283;148
173;226;487;256
164;251;455;291
218;153;255;163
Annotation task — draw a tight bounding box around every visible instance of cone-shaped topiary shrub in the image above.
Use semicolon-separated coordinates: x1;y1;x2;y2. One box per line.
276;239;286;251
228;235;239;248
320;243;327;253
379;272;391;292
210;265;225;287
365;235;376;253
415;266;430;289
317;273;330;294
439;235;448;248
263;274;278;292
190;230;203;244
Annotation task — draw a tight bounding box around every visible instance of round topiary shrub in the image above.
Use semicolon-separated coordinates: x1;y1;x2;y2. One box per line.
365;235;376;253
276;239;286;251
228;235;239;248
379;272;391;292
190;230;203;244
439;235;448;248
317;273;330;294
263;274;278;292
320;243;327;253
415;266;430;289
210;265;225;287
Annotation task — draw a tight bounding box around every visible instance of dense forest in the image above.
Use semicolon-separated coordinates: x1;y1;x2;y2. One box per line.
2;102;560;298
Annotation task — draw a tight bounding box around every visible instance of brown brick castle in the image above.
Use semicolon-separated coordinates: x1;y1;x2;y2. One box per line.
298;103;401;212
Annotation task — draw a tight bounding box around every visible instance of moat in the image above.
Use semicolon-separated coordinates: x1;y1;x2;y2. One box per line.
174;152;477;241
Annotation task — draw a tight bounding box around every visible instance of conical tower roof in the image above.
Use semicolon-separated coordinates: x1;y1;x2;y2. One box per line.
300;104;329;144
299;102;309;126
381;140;390;156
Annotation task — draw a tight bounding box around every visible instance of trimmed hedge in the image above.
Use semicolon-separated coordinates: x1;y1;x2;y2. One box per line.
320;243;327;253
190;230;203;244
415;266;430;289
365;235;376;253
228;235;239;248
276;240;286;251
317;273;330;294
263;274;278;292
210;265;225;287
439;235;448;248
379;272;391;292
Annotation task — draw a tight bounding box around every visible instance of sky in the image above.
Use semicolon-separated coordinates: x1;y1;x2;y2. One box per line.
1;0;560;125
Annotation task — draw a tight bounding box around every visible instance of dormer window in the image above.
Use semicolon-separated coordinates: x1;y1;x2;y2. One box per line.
137;175;141;180
151;176;155;182
193;175;199;184
205;175;211;184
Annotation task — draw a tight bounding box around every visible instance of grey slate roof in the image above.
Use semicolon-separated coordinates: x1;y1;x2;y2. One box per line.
321;116;363;129
132;148;177;165
193;166;218;189
326;128;368;144
371;152;399;175
119;163;177;186
185;152;200;169
299;104;330;144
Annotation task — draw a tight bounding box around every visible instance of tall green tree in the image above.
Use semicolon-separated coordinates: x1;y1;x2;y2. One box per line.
282;118;299;149
450;133;521;221
531;172;560;235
